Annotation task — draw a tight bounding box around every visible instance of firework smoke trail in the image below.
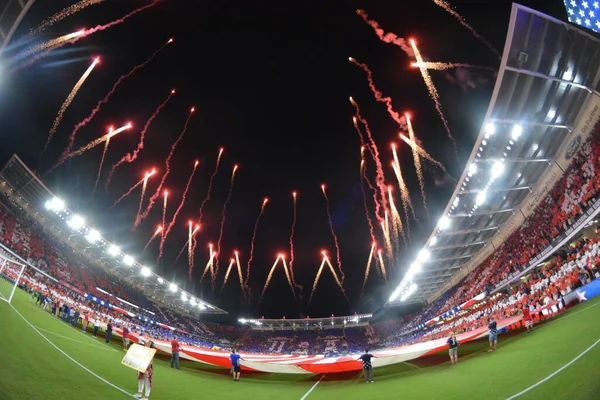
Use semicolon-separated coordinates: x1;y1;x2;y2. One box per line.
350;98;389;217
399;133;447;173
135;107;195;228
234;251;245;297
388;186;406;245
244;198;268;289
55;38;173;170
405;114;428;216
161;190;169;233
200;244;215;282
321;185;344;282
110;174;146;208
308;257;327;305
107;90;176;187
60;123;131;163
43;57;99;155
391;144;416;222
214;165;238;285
135;170;157;222
158;161;200;261
377;249;388;280
259;255;283;303
381;221;393;264
221;258;235;289
92;126;119;198
30;0;104;35
142;225;162;253
410;39;457;152
431;0;501;59
174;223;199;265
360;158;377;247
187;223;200;277
357;10;414;56
361;242;376;296
280;257;296;299
17;30;85;59
412;61;496;72
349;58;407;129
288;191;302;293
324;257;349;303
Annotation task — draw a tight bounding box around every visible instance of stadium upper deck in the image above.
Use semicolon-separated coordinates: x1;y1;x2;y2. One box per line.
387;4;600;307
0;0;35;52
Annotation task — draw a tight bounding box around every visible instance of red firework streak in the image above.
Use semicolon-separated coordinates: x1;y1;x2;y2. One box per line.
350;98;389;218
356;10;414;56
245;198;268;291
359;157;377;247
135;169;157;221
354;119;384;227
289;191;302;294
214;165;238;286
135;107;195;228
142;225;162;253
110;169;153;208
106;89;176;188
54;37;173;171
320;184;344;282
158;161;199;261
349;58;407;129
91;123;132;198
361;242;377;296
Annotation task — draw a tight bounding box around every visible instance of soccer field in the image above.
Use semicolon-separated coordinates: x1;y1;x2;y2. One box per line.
1;290;600;400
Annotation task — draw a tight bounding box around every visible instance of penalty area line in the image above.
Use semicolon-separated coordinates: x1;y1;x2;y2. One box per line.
10;303;137;398
300;374;326;400
505;336;600;399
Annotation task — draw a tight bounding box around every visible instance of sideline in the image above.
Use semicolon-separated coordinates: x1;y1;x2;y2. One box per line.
300;374;326;400
34;326;118;352
9;303;136;398
505;336;600;399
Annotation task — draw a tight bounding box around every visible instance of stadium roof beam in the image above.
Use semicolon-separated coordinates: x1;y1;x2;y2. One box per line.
435;225;501;237
486;118;572;132
449;208;514;218
474;158;553;164
426;254;473;264
429;241;486;251
503;66;597;95
458;186;531;195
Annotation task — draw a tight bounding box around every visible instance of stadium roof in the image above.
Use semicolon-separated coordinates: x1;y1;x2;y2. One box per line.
0;0;35;52
387;4;600;306
0;154;227;315
238;313;372;330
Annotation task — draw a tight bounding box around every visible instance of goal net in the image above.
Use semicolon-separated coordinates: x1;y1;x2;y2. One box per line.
0;252;26;304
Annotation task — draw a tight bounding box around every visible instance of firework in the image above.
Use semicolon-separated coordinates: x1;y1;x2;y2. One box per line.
324;256;349;303
234;251;245;298
321;184;344;282
200;243;215;283
188;223;200;276
288;191;302;294
110;169;154;208
245;198;268;289
360;158;377;247
135;107;195;228
361;242;377;296
377;249;388;280
17;30;85;59
43;57;99;155
142;225;162;252
381;220;393;263
92;123;132;197
107;89;176;187
308;257;327;305
135;169;156;221
221;258;236;289
411;61;496;72
61;122;131;164
405;114;429;215
349;58;406;129
431;0;500;59
30;0;104;35
214;165;238;285
161;190;169;234
391;144;416;222
399;130;447;173
388;186;405;245
158;161;199;261
410;39;456;151
55;38;173;170
280;257;296;299
174;223;199;264
259;254;284;302
357;10;414;56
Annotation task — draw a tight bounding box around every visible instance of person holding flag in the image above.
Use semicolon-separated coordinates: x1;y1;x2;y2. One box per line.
136;340;155;400
229;349;243;382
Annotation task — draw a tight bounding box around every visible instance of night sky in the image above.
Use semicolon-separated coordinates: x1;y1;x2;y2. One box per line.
0;0;569;319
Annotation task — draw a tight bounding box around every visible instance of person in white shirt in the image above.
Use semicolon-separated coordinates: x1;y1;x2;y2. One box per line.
93;318;100;337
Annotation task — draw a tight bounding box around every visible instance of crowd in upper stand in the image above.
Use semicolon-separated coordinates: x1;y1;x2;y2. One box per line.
1;120;600;356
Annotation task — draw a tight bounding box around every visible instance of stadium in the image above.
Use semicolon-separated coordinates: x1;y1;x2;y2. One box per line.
1;1;600;399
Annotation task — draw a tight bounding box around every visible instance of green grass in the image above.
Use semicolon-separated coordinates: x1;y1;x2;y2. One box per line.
1;289;600;400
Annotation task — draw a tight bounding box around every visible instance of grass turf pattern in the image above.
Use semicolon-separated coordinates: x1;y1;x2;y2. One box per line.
1;289;600;399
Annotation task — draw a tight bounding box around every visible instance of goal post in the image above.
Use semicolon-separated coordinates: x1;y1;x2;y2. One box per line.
0;254;26;304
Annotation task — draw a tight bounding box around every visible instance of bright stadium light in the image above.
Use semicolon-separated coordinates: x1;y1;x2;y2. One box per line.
45;197;65;211
181;294;188;302
418;249;430;262
468;163;477;177
123;255;134;266
438;216;450;231
108;245;120;256
190;299;197;306
453;197;460;207
476;191;487;206
169;283;177;292
401;283;418;302
157;277;164;284
141;266;151;277
511;125;522;141
429;236;438;246
485;122;495;136
67;215;85;230
199;303;207;310
85;229;101;243
491;161;504;179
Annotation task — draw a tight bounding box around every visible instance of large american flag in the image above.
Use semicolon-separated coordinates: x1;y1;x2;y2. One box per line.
564;0;600;34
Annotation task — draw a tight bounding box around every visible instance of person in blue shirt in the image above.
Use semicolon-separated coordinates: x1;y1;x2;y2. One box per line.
488;317;498;352
230;349;243;381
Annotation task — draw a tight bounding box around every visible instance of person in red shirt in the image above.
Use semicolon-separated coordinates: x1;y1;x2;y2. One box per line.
170;335;180;370
82;313;89;333
522;304;533;334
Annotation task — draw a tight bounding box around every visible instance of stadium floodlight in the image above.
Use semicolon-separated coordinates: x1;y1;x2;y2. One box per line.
157;277;164;284
181;294;188;302
190;299;196;306
418;249;430;262
485;122;495;136
199;303;207;310
511;125;522;141
476;191;487;206
401;283;418;302
548;109;556;119
123;255;134;266
429;236;438;246
108;245;120;256
169;283;177;292
85;229;101;244
491;161;504;179
66;215;85;230
45;197;65;212
468;163;477;177
438;216;450;231
141;266;151;277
